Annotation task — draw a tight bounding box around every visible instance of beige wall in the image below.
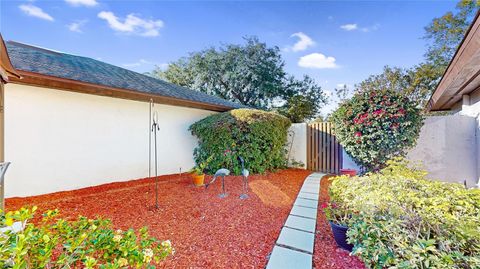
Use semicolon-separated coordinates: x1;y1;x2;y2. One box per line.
4;83;215;197
287;123;307;168
407;114;477;187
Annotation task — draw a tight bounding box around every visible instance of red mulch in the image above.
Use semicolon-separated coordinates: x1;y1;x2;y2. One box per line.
314;176;365;269
6;169;365;268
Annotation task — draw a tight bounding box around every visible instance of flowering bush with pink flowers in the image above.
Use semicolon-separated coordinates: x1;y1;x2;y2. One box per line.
330;90;423;171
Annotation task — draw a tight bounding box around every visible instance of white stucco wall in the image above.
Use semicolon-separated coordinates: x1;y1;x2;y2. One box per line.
286;123;307;168
407;115;477;187
4;83;215;197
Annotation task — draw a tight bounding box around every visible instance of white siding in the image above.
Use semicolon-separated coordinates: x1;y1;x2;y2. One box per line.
4;83;214;197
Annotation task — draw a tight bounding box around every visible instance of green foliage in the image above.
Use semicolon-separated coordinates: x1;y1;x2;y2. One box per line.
150;37;327;122
329;158;480;269
330;89;423;171
277;75;327;123
348;1;479;108
424;0;479;67
189;155;213;175
152;37;286;109
0;207;173;268
354;65;441;107
189;108;291;175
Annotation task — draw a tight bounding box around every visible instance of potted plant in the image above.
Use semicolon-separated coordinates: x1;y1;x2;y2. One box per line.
189;161;208;186
189;156;213;186
340;168;357;177
321;202;354;252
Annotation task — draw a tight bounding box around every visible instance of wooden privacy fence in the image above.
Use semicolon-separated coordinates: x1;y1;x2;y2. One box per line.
307;122;343;173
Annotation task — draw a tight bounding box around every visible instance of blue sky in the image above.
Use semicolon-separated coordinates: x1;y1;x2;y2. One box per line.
1;0;457;113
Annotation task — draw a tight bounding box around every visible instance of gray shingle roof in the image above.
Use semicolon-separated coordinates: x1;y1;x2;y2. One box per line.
6;41;242;110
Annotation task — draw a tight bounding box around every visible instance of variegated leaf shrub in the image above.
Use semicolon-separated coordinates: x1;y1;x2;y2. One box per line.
0;207;173;268
329;158;480;269
330;89;423;172
190;108;291;175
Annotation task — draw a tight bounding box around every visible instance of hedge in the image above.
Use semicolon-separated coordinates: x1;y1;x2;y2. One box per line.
329;158;480;268
189;108;291;175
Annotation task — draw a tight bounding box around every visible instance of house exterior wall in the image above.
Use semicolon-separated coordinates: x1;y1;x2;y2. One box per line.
4;83;215;197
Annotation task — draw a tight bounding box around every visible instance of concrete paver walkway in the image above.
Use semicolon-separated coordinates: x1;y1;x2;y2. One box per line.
266;172;325;269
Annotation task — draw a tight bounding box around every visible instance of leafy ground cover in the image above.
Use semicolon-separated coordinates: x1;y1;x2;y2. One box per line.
5;169;364;268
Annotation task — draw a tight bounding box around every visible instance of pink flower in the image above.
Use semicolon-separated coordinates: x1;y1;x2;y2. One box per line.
354;131;362;137
321;203;328;209
398;108;406;115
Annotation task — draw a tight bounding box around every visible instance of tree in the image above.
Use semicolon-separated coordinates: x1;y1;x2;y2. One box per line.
152;37;328;122
349;1;478;108
152;37;286;109
354;65;440;107
423;0;479;67
277;75;328;123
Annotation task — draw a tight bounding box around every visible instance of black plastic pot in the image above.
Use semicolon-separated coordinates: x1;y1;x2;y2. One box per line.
329;221;353;252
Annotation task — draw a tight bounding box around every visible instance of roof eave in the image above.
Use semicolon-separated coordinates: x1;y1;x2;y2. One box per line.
427;10;480;111
10;70;235;112
0;34;21;83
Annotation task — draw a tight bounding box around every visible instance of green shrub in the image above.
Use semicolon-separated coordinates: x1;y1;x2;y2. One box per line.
0;207;173;268
330;90;423;172
329;158;480;269
189;108;291;174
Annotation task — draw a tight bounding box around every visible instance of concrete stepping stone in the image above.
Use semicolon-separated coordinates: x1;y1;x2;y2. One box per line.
266;172;326;269
294;198;318;209
290;205;317;219
297;192;318;200
300;186;319;194
304;179;321;185
276;227;315;253
285;215;316;233
266;246;312;269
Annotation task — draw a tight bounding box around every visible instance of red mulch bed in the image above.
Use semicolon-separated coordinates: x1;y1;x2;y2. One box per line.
6;169;365;268
314;176;365;269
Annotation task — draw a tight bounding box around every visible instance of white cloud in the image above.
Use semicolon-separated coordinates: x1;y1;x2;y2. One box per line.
340;24;357;31
19;4;54;21
341;23;379;32
122;59;167;70
67;20;87;33
361;24;380;32
336;83;349;88
65;0;98;7
289;32;315;52
123;59;152;67
298;53;338;69
98;11;164;37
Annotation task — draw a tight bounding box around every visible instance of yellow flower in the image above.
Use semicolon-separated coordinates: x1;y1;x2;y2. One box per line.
143;248;154;262
113;234;123;242
161;240;172;248
117;257;128;267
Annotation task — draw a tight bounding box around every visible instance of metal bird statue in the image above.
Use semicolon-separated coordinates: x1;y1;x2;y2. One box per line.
205;168;230;198
238;157;249;199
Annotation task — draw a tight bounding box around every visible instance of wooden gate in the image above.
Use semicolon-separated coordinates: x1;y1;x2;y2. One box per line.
307;122;343;173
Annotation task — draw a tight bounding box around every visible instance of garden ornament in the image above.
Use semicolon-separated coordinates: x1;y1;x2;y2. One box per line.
205;168;230;198
238;157;249;199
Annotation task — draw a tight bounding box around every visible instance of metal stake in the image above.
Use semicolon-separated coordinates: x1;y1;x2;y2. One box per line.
218;175;228;198
152;111;160;208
